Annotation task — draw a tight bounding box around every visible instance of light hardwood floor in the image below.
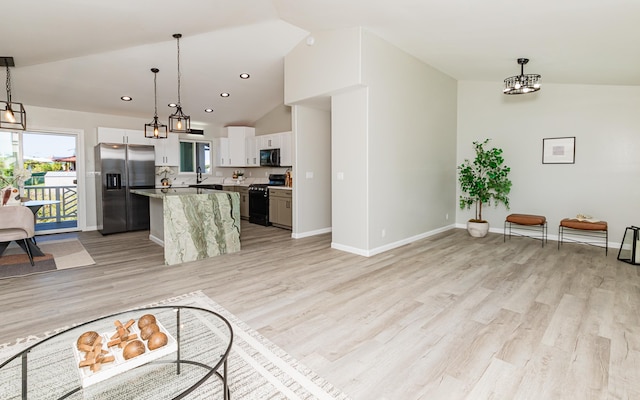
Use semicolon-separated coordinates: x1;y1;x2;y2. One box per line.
1;222;638;399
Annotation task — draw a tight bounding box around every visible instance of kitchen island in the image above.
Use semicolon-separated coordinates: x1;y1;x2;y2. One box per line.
131;188;240;265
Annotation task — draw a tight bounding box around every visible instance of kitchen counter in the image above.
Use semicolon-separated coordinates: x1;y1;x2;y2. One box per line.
146;187;231;196
131;188;240;265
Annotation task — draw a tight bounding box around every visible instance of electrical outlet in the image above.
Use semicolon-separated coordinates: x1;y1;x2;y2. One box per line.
446;213;449;220
381;228;386;238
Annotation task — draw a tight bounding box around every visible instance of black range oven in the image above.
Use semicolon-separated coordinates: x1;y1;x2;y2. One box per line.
249;174;285;226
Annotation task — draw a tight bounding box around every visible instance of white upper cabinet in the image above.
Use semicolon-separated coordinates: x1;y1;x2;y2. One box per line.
227;126;254;167
245;136;258;166
215;137;230;167
214;126;255;167
279;131;293;167
98;127;152;145
259;134;281;150
154;133;180;166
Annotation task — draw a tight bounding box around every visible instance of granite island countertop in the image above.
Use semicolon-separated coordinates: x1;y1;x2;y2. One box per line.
131;188;240;265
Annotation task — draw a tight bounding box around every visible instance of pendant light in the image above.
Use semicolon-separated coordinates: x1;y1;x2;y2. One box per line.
168;33;191;133
0;57;26;131
145;68;168;139
503;58;541;95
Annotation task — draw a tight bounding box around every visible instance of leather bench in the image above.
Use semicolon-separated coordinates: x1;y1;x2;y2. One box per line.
504;214;548;247
558;218;608;255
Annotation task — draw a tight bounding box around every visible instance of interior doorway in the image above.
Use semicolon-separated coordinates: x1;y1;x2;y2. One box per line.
0;130;80;234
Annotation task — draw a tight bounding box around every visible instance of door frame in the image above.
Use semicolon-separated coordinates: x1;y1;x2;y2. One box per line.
21;126;86;233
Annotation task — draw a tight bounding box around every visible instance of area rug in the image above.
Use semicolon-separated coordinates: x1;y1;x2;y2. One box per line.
0;291;352;400
0;238;95;279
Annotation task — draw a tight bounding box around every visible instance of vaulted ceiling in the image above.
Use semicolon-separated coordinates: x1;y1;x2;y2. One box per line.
3;0;638;130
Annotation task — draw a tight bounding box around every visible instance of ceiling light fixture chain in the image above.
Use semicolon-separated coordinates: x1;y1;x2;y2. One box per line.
5;65;12;103
503;57;541;95
176;34;182;107
168;33;191;133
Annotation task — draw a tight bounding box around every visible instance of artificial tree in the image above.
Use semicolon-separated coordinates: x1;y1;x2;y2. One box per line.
458;139;512;224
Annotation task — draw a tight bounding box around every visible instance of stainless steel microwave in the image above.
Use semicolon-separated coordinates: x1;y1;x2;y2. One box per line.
260;148;280;167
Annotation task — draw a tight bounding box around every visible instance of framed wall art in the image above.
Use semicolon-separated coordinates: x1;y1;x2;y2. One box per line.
542;137;575;164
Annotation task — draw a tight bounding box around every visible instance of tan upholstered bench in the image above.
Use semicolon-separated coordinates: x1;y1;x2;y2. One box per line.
504;214;548;247
558;218;608;255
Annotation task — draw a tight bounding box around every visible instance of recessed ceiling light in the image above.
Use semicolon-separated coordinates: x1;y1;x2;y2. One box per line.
204;108;214;113
121;96;132;101
168;103;177;107
220;93;230;98
239;73;250;79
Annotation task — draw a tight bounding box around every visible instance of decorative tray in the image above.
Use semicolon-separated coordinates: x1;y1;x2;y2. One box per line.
71;318;177;388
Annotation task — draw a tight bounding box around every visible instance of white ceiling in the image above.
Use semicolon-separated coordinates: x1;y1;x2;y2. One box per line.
3;0;639;130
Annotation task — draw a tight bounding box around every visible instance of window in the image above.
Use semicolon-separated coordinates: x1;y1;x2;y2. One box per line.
179;140;211;174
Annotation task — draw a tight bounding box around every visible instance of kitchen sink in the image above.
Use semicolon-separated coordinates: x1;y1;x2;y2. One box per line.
188;184;223;190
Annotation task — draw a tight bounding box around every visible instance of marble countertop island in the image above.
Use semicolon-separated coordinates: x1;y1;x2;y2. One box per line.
131;188;240;265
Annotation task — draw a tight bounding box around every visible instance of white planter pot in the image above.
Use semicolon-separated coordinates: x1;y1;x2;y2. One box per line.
467;221;489;238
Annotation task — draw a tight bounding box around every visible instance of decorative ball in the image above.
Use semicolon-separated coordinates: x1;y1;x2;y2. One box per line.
140;323;160;340
137;314;156;330
147;332;168;350
77;331;99;349
123;340;146;360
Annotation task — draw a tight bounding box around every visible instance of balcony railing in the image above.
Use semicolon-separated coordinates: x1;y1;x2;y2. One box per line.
23;185;78;231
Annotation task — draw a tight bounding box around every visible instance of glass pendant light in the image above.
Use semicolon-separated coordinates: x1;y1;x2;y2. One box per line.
168;33;191;133
0;57;26;131
145;68;168;139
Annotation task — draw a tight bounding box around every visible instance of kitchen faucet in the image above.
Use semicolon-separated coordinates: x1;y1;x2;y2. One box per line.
196;166;207;184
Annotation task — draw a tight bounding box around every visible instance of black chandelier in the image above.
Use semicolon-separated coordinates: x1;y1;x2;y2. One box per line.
0;57;26;131
168;33;191;133
503;58;541;95
145;68;168;139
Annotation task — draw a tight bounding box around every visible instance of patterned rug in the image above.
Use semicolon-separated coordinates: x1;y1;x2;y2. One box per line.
0;291;351;400
0;239;95;279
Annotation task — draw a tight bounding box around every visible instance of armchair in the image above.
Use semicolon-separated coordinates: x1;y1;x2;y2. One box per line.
0;206;36;266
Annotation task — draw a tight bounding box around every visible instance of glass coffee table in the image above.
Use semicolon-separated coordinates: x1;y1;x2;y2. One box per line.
0;306;233;399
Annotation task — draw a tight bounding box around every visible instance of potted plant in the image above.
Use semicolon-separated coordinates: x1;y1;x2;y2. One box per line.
458;139;512;237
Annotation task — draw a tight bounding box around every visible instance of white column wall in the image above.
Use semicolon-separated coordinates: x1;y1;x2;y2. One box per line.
331;88;369;252
361;31;458;251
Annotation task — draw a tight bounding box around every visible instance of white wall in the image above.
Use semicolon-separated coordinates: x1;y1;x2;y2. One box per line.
286;28;458;255
361;31;458;251
457;81;640;244
254;104;292;135
293;105;332;237
285;28;362;104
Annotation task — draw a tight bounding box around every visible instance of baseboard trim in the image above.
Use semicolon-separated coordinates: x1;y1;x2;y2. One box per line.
332;224;457;257
292;227;332;239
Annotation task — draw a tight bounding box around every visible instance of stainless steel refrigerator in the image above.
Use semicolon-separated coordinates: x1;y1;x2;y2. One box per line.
95;143;155;234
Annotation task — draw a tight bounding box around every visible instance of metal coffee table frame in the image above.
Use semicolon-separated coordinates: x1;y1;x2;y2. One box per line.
0;305;233;400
